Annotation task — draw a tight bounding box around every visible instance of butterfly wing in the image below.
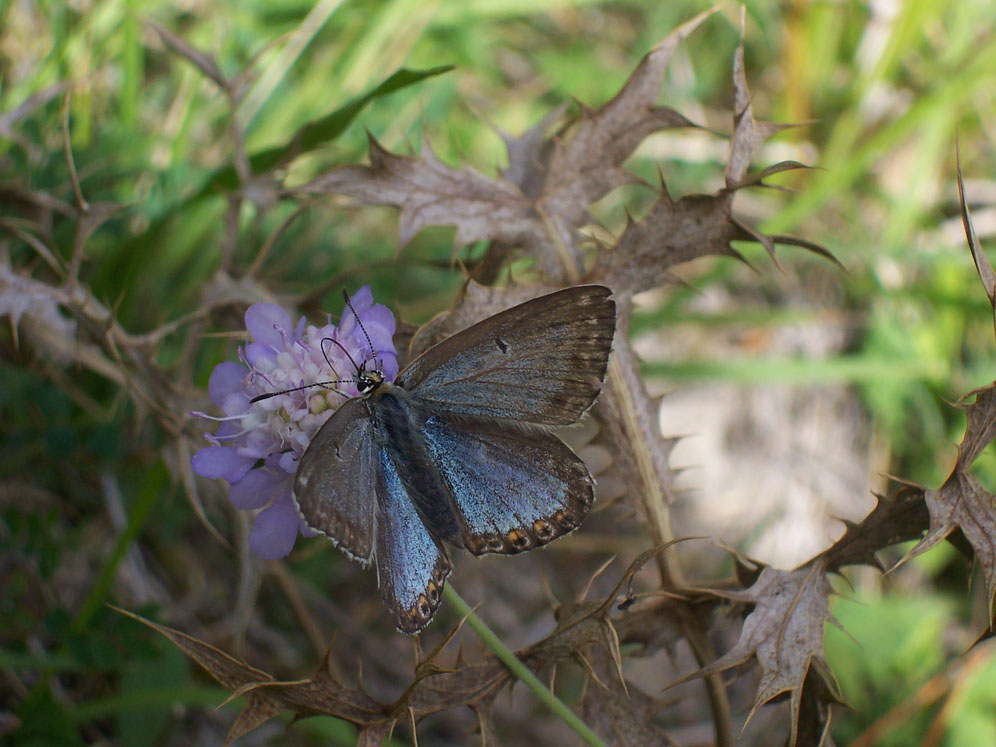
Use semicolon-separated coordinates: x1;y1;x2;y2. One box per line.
420;413;594;555
293;397;378;565
374;449;451;633
396;285;616;426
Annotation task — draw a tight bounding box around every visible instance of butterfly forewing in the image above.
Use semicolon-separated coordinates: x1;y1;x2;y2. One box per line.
420;413;594;555
396;285;616;426
293;397;378;565
374;449;451;633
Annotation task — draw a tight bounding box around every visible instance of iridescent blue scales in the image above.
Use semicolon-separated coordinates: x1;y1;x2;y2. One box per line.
293;285;616;633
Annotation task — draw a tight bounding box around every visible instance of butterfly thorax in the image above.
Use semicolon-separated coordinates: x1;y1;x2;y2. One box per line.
366;387;464;547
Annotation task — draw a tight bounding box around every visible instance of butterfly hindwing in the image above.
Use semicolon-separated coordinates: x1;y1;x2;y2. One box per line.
374;449;451;633
396;285;616;426
420;413;594;555
293;397;377;565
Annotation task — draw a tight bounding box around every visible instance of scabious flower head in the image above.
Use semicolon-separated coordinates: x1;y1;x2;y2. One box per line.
191;287;397;559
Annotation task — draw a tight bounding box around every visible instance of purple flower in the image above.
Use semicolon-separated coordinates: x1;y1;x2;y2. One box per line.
191;287;397;559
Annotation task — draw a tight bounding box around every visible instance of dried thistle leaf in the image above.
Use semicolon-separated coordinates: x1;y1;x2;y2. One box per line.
794;667;838;747
679;564;841;746
113;608;388;742
532;9;713;262
307;135;537;254
958;156;996;339
111;606;273;689
596;339;682;521
726;23;796;186
955;384;996;470
903;473;996;617
820;486;930;573
893;377;996;618
590;21;836;296
302;12;710;281
576;644;675;746
591;188;757;293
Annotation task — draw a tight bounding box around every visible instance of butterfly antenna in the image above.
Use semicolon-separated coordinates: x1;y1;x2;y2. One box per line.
342;289;381;371
323;336;365;375
250;379;353;404
319;337;346;378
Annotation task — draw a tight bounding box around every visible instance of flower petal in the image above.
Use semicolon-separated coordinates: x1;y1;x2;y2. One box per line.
249;494;300;559
245;341;277;369
220;391;251;417
378;352;399;383
245;303;293;349
364;303;396;335
191;446;255;482
208;362;248;406
347;286;374;312
228;468;288;510
352;322;394;360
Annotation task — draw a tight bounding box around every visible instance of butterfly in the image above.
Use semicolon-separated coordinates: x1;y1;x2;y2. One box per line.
293;285;616;633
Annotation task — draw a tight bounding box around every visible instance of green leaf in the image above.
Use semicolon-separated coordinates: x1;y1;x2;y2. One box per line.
202;64;454;194
117;645;191;745
12;683;84;747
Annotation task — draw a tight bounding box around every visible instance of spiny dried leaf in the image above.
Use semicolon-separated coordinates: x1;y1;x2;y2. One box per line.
0;262;77;344
794;667;838;747
240;657;387;724
471;699;499;746
590;21;836;296
117;551;697;742
112;606;273;689
903;472;996;616
308;134;538;254
591;189;753;293
726;160;813;191
302;13;709;281
497;103;565;198
955;383;996;470
225;696;287;745
114;608;388;742
894;377;996;617
726;30;796;185
958;155;996;339
679;563;841;746
533;10;712;259
820;486;930;573
576;642;675;746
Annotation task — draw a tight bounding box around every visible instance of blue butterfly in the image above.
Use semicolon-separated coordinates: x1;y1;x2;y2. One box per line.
293;285;616;633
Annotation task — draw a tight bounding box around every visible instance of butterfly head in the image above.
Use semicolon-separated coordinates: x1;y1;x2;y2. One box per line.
355;363;385;397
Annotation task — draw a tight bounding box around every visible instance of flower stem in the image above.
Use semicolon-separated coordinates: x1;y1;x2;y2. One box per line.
441;584;607;747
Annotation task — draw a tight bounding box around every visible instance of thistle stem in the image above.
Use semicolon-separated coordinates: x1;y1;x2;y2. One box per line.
442;585;607;747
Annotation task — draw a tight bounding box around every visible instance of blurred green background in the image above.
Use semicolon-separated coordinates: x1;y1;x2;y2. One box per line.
3;0;996;743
